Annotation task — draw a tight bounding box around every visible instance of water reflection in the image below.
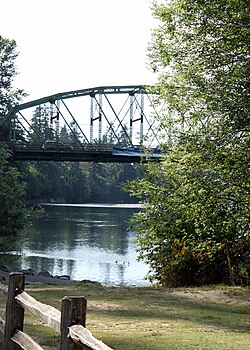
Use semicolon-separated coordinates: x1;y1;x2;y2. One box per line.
18;205;149;286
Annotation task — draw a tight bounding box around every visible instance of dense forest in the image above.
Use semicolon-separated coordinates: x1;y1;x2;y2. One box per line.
19;160;139;204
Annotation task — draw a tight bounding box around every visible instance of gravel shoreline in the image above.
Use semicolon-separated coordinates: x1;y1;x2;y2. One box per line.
0;269;75;288
0;267;104;291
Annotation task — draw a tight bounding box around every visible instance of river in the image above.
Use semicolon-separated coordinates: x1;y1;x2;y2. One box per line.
3;204;150;286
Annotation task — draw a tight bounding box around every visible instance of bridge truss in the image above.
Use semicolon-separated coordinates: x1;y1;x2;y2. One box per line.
1;85;165;162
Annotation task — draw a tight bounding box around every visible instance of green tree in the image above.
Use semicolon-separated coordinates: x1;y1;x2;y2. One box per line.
127;0;250;286
0;36;26;141
0;36;25;117
28;105;55;146
0;36;30;248
63;162;92;203
59;124;70;145
0;147;28;249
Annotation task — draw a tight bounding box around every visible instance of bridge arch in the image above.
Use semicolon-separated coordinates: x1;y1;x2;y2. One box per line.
1;85;165;162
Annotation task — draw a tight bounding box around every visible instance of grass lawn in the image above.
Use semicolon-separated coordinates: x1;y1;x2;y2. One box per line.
0;282;250;349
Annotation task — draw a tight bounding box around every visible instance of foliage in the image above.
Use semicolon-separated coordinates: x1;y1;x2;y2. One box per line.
0;36;26;141
0;147;28;248
127;0;250;286
0;36;30;247
22;159;139;204
0;36;26;116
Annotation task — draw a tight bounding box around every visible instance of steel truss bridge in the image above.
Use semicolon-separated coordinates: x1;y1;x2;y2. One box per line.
1;85;165;163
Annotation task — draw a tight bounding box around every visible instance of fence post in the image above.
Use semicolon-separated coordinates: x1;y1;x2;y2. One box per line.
60;296;87;350
4;272;25;350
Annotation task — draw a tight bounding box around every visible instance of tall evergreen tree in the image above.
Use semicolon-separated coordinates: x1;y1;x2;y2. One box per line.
0;36;26;140
0;36;26;117
28;105;55;146
0;36;28;244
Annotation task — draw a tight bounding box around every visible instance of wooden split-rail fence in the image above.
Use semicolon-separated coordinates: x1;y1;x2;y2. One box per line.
0;272;113;350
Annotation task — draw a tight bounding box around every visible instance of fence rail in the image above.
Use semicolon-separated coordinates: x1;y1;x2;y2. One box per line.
0;272;113;350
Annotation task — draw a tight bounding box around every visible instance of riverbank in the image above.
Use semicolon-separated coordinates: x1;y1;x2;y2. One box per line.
3;204;148;286
0;270;73;287
0;265;135;288
41;202;144;208
1;281;250;350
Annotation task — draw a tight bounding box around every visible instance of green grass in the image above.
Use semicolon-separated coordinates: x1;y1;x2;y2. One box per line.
1;283;250;349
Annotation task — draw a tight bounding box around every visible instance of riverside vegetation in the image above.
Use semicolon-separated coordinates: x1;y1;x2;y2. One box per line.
0;5;249;349
1;0;250;288
1;282;250;350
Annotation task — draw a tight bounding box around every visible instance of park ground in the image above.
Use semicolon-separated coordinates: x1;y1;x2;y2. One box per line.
0;281;250;350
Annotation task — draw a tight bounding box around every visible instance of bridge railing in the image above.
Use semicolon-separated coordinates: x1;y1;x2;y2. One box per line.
1;272;112;350
1;85;164;151
10;142;115;152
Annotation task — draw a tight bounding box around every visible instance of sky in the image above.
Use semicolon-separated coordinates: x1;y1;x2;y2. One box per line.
1;0;157;102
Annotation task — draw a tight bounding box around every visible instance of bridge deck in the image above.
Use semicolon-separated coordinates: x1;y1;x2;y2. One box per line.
9;149;143;162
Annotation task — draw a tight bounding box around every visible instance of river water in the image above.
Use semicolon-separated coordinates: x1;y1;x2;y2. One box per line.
7;204;150;286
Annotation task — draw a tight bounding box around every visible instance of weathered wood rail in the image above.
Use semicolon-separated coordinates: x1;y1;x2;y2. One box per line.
0;272;113;350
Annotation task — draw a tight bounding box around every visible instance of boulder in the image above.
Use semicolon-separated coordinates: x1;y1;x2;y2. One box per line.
38;271;53;278
80;279;102;286
18;268;36;275
0;265;12;272
59;275;70;280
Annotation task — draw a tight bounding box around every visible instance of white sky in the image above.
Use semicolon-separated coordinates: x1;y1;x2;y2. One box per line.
1;0;157;102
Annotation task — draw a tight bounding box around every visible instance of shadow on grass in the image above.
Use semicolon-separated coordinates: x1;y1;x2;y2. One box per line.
27;285;250;335
98;335;171;350
88;288;250;334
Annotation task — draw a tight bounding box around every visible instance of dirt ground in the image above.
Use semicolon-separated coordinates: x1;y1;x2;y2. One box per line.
170;288;250;306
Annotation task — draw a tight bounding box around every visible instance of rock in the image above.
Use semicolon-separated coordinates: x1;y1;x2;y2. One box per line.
18;268;36;275
38;271;52;278
80;279;102;286
59;275;70;280
0;265;12;272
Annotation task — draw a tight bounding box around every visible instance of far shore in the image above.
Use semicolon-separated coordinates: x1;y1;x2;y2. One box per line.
40;203;144;208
